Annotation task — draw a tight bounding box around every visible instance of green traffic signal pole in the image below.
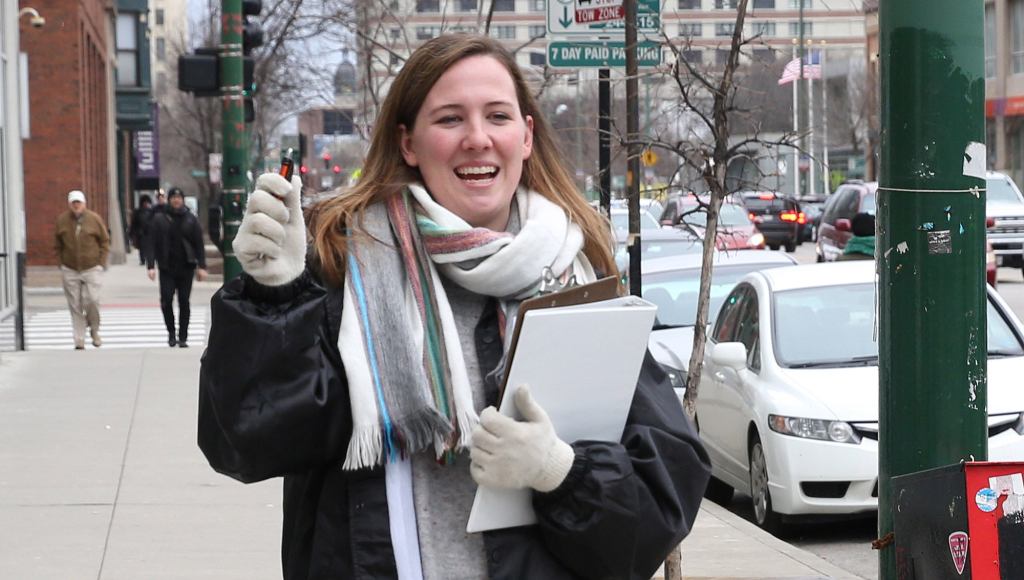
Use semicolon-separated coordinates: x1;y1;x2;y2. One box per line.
220;0;247;281
877;1;986;578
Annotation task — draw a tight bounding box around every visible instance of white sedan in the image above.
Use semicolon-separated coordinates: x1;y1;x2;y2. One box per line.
641;251;798;396
698;260;1024;532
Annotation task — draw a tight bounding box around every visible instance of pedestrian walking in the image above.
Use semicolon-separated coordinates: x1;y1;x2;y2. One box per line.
129;194;154;265
146;187;208;347
55;189;109;350
198;35;710;580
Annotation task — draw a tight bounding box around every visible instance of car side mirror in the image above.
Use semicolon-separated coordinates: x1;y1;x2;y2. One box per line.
711;342;748;371
835;218;852;232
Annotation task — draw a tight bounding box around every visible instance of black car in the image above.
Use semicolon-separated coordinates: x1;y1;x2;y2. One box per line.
738;191;803;252
796;195;826;242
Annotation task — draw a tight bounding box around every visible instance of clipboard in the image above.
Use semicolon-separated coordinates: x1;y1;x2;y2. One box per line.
498;275;620;404
467;292;657;533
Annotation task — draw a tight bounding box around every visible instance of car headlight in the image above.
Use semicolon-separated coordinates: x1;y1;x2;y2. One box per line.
662;365;686;388
768;414;861;444
747;232;765;248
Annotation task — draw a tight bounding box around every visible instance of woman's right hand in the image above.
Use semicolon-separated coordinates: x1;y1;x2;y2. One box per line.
232;173;307;286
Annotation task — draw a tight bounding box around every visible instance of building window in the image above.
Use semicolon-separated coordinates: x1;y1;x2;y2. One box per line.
324;110;355;135
416;0;440;12
1014;0;1024;73
530;52;546;66
416;26;441;39
529;25;546;38
459;0;478;10
116;12;139;86
530;0;545;10
682;49;702;64
493;25;516;39
715;22;734;36
752;21;775;37
155;8;164;26
679;23;702;37
493;0;515;12
389;0;400;8
714;0;737;8
390;52;402;66
788;0;808;7
156;37;166;61
788;21;812;37
390;28;401;39
752;0;774;7
715;48;731;66
156;72;167;96
986;4;996;78
679;0;700;7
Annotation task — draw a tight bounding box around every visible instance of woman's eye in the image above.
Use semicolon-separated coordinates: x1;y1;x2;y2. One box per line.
490;112;513;122
437;115;460;125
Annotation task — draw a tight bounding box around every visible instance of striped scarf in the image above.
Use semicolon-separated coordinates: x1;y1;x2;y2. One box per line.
339;184;593;470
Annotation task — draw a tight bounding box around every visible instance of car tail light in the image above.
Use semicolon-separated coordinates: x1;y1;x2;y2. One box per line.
780;211;799;222
797;212;806;225
758;193;775;200
749;212;763;224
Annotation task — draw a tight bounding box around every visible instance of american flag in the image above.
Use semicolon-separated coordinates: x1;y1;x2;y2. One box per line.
778;51;822;85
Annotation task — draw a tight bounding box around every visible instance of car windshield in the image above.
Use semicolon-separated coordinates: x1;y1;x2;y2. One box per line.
987;177;1024;205
611;211;659;231
614;236;705;272
861;193;876;214
681;204;751;228
643;264;777;328
773;284;1024;367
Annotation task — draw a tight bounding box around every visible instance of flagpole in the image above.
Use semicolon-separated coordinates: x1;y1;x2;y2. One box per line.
792;40;799;199
806;41;816;197
821;41;831;196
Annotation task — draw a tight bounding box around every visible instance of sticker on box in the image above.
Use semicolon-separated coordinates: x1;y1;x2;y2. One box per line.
976;487;999;513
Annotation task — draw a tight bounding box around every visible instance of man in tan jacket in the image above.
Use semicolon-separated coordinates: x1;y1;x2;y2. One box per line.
54;190;110;349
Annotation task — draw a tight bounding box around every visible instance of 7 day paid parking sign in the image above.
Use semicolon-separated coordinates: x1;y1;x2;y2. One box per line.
548;41;662;68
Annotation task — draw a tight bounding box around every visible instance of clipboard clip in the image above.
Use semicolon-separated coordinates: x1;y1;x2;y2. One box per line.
538;266;579;295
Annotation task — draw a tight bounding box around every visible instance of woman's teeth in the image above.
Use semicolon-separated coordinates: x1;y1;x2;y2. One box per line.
455;166;498;181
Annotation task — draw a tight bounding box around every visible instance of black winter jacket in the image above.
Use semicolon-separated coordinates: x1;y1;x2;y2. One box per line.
198;270;711;580
146;207;206;272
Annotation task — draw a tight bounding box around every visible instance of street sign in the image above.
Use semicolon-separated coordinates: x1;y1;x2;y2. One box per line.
548;41;662;68
547;0;659;37
641;148;658;167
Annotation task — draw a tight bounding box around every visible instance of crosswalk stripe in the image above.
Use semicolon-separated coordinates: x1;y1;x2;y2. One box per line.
23;307;208;350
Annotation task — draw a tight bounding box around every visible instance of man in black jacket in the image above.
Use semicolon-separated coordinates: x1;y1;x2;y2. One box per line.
146;187;208;347
129;194;154;265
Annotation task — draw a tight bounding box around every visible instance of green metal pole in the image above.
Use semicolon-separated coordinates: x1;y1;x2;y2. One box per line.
877;2;986;578
220;0;246;281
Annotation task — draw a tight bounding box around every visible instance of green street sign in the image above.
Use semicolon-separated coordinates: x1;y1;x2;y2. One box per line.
548;41;662;68
547;0;660;37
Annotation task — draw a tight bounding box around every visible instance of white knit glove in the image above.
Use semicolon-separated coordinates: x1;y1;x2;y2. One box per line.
469;385;576;493
233;173;306;286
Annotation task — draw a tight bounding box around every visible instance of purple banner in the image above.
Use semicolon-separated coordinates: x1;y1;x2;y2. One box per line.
134;104;160;180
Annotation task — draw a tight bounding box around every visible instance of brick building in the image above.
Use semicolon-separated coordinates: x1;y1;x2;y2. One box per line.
19;0;119;266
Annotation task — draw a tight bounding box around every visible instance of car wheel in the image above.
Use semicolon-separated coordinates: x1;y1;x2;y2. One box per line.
768;244;780;251
816;253;825;263
705;476;735;505
749;433;784;535
784;240;797;253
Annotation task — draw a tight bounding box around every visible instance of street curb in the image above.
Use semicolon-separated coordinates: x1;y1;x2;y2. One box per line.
698;501;865;580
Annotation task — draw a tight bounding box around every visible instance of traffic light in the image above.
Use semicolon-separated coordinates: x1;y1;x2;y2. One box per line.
242;0;262;123
178;47;219;96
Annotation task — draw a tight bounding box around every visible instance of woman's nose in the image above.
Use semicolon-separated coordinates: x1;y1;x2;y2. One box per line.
461;118;492;150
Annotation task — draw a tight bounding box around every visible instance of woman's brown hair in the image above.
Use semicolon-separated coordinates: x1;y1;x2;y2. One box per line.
311;34;615;287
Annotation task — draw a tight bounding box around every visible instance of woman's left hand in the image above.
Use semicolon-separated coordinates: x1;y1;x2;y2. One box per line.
469;386;576;492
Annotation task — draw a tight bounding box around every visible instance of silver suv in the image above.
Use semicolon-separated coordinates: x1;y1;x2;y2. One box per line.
987;171;1024;276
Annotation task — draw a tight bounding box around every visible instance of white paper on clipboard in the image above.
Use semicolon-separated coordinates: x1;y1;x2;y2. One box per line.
466;295;657;533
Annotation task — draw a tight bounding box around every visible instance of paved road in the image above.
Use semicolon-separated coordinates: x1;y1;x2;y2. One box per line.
718;241;1024;580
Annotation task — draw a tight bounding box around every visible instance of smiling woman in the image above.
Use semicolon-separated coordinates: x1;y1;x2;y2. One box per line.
199;34;710;580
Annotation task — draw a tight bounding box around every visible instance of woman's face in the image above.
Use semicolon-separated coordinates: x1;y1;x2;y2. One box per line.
400;55;534;231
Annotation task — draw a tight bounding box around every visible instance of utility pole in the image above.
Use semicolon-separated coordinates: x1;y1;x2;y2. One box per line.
624;0;641;297
797;0;805;196
220;0;246;281
877;2;986;579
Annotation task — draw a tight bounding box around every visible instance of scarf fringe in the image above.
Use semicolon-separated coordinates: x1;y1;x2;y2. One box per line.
343;425;383;471
395;407;454;458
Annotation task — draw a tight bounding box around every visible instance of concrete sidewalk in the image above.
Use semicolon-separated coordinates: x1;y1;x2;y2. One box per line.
0;258;861;579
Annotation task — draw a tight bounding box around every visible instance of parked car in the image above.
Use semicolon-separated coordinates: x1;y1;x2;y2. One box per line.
697;261;1024;532
986;171;1024;279
815;181;877;262
615;228;705;275
738;192;803;252
796;195;826;242
674;202;767;251
640;251;798;404
610;206;660;234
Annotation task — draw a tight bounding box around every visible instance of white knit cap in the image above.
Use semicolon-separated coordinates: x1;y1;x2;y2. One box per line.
67;190;86;204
